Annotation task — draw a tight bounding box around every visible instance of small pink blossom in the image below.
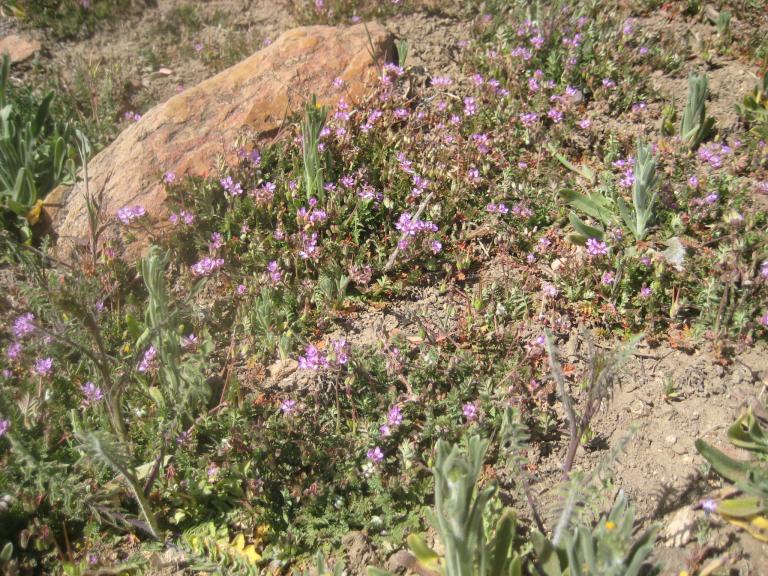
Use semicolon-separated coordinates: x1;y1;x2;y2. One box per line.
116;205;146;225
367;446;384;463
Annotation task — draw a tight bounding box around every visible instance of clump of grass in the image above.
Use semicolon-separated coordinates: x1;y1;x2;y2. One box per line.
4;0;133;40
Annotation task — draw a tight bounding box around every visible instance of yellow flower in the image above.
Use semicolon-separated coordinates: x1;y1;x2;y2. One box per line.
679;571;690;576
605;521;616;531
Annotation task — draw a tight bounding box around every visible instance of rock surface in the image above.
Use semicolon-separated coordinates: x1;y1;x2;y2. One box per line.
44;23;395;259
0;34;41;64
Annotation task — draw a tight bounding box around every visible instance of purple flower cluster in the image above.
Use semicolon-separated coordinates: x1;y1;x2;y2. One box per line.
519;112;539;128
209;232;224;251
542;282;558;297
395;213;438;251
298;198;328;225
380;405;404;437
81;382;104;406
472;133;491;154
138;345;157;373
267;261;282;285
367;446;384;464
220;176;243;197
299;232;320;260
251;181;276;203
358;183;383;203
619;168;635;189
463;402;478;422
463;97;477;117
697;143;731;170
361;109;383;133
298;344;327;370
116;205;146;225
330;338;349;366
169;210;195;226
411;174;431;198
13;313;36;339
0;419;9;438
486;202;509;215
191;257;225;277
6;342;22;361
280;398;297;415
511;203;534;218
298;338;349;370
34;357;53;377
586;238;609;257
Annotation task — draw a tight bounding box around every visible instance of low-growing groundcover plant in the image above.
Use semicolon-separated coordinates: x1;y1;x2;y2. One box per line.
1;0;768;573
3;0;133;40
0;55;80;242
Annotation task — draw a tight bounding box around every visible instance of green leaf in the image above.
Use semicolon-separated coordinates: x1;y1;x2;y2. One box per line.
531;531;563;576
568;212;604;241
366;568;396;576
695;439;750;484
616;197;635;237
0;542;13;563
718;497;766;518
407;533;440;571
489;510;517;576
727;410;768;454
547;143;595;183
560;189;614;225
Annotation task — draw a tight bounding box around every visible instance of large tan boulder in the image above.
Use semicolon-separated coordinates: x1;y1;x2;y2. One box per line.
45;23;395;259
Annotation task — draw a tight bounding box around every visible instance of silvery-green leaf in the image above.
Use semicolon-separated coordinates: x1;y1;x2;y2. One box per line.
660;237;686;271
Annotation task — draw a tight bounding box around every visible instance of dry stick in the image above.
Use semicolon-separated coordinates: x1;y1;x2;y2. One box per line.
384;191;434;273
143;442;165;497
544;329;579;479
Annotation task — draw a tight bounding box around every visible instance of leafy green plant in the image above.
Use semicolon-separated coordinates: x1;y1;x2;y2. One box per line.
301;94;328;203
560;188;613;244
736;71;768;138
139;247;212;422
696;408;768;542
313;272;351;311
5;0;132;40
182;522;262;574
532;490;657;576
716;10;732;43
71;422;162;539
679;73;715;149
617;141;658;241
559;141;658;243
369;435;522;576
0;54;77;238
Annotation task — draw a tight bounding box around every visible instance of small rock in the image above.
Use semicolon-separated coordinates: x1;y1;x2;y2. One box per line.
341;531;377;573
663;507;696;547
665;434;677;447
0;34;41;64
267;358;298;381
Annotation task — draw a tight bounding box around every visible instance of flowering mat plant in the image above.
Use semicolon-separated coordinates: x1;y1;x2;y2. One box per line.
1;0;768;574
